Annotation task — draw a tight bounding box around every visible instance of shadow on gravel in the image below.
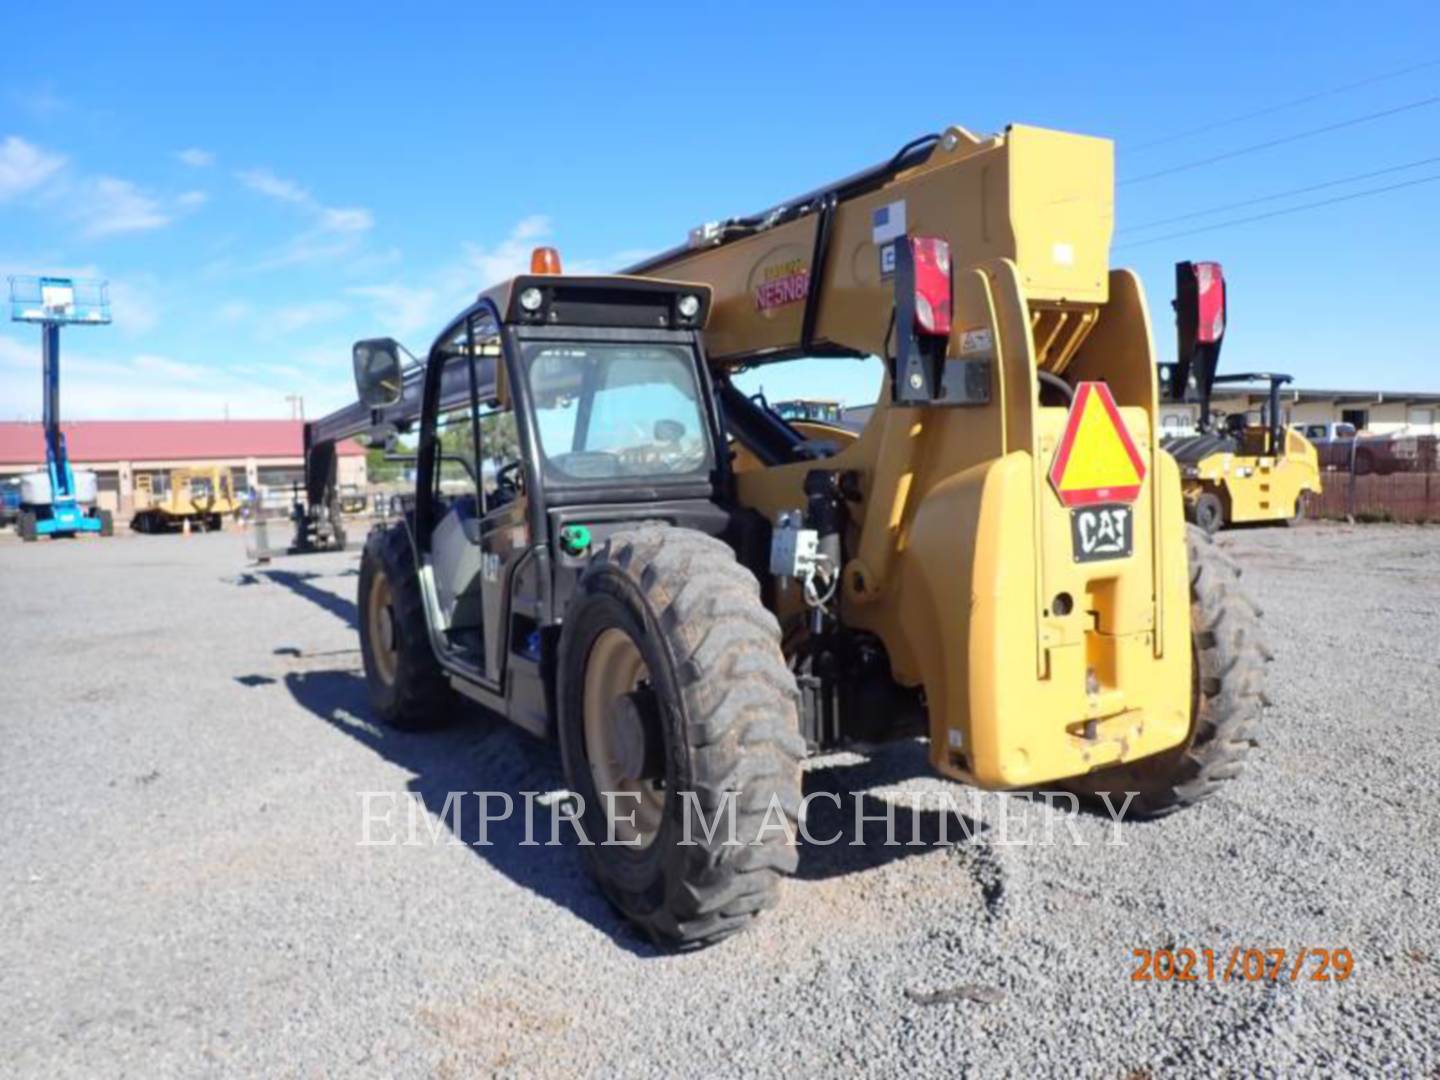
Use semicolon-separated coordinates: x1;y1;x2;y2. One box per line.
257;563;985;953
260;569;360;629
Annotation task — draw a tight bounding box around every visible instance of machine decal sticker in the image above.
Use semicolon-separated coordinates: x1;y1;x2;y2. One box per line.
959;327;993;355
754;258;809;311
1070;504;1134;563
871;200;907;244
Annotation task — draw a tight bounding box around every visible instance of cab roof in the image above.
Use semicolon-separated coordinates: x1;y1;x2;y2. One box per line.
478;273;712;331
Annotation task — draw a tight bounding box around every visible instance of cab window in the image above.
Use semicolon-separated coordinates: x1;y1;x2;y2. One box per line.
524;342;711;483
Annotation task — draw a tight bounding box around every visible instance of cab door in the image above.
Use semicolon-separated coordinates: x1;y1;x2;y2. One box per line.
475;401;528;681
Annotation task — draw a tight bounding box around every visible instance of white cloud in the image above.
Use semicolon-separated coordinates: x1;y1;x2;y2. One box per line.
269;300;348;334
74;176;171;237
11;88;69;120
339;219;645;345
461;214;554;287
237;167;311;205
236;168;372;232
231;165;375;270
132;354;208;383
0;330;355;421
177;190;208;208
107;277;161;335
347;283;442;337
318;206;373;233
0;333;32;369
0;136;65;201
176;148;215;168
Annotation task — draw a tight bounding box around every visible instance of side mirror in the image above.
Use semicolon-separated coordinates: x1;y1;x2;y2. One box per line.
353;338;404;408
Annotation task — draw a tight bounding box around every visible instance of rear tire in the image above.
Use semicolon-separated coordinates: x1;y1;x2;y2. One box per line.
1193;491;1226;535
358;523;456;731
1066;525;1266;818
19;511;37;542
98;510;114;536
557;524;804;949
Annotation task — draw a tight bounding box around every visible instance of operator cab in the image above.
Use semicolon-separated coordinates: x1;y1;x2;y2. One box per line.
352;251;724;731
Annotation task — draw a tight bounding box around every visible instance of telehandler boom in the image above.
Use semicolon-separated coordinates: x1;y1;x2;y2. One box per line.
328;122;1267;948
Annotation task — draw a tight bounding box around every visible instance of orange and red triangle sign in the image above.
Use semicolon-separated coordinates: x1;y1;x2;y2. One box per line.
1048;382;1147;507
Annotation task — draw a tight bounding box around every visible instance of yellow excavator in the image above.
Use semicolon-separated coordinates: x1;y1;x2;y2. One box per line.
1160;261;1320;532
325;122;1266;947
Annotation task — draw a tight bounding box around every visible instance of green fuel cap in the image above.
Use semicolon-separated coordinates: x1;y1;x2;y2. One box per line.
559;524;592;557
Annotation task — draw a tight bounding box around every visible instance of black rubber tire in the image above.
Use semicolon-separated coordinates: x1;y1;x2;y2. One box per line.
18;511;37;542
1285;491;1311;527
358;523;456;730
557;524;804;949
98;510;114;537
1193;491;1226;535
1066;525;1266;819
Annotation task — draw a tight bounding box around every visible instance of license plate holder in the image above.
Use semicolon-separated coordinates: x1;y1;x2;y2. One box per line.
1070;504;1134;563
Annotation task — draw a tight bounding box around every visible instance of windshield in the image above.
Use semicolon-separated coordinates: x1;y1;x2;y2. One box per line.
523;341;712;483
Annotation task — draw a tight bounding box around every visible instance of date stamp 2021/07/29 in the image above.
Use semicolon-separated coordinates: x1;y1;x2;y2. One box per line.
1131;947;1355;983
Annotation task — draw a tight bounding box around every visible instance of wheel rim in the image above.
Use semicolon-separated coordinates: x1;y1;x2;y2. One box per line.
367;572;399;686
582;628;665;848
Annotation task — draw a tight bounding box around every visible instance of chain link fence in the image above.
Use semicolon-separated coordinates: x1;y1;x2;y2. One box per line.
1306;435;1440;523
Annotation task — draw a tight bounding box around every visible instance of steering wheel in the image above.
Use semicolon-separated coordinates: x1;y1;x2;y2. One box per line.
495;460;523;497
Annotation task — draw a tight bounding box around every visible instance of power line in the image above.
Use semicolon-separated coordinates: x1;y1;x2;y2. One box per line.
1119;94;1440;185
1119;153;1440;233
1114;172;1440;249
1127;58;1440;152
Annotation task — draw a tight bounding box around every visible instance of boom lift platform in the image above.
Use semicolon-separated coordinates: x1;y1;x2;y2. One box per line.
309;123;1267;948
7;276;114;541
1160;261;1320;533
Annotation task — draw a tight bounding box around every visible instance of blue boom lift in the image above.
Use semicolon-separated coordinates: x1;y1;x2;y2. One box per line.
8;276;114;541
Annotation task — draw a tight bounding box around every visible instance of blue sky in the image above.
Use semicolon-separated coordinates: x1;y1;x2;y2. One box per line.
2;1;1437;420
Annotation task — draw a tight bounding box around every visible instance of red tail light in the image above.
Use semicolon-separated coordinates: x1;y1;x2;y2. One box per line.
909;236;952;336
1187;260;1225;345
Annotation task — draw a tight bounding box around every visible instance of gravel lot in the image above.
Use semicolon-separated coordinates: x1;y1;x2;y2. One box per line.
2;521;1438;1077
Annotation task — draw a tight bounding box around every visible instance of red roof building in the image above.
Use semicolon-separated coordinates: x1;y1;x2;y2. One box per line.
0;420;366;516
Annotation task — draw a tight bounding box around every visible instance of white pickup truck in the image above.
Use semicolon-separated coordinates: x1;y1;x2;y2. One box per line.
1293;422;1420;475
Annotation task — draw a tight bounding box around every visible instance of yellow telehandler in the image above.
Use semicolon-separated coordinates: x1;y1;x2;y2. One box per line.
322;123;1266;947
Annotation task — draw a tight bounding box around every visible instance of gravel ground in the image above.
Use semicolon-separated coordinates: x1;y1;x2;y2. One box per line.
2;521;1438;1077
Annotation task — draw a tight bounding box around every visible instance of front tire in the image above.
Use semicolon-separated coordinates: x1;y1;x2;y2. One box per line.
1193;491;1226;535
358;523;455;730
98;510;114;536
18;511;37;542
557;525;804;949
1067;525;1266;818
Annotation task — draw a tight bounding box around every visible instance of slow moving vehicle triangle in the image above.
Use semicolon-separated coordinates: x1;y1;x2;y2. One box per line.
1048;381;1146;507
